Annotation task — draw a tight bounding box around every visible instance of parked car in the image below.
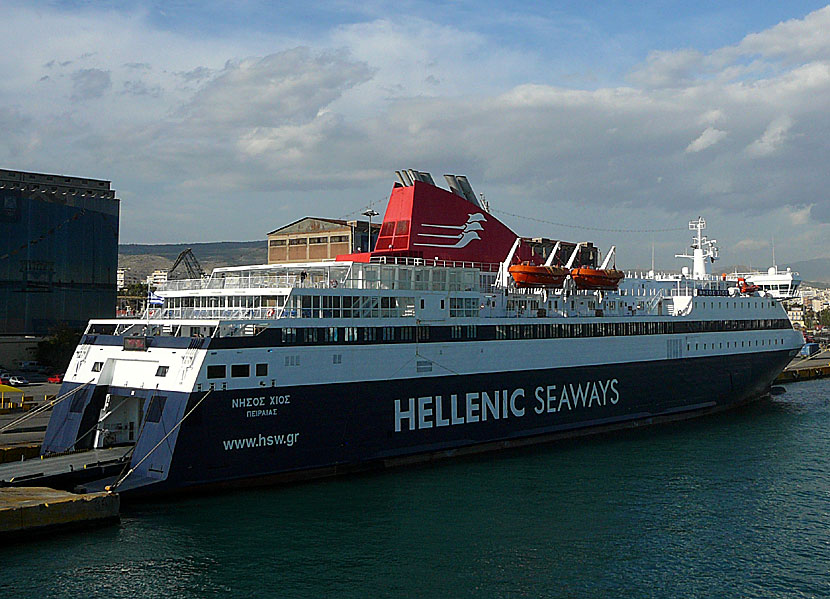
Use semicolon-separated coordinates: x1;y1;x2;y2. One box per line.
47;373;64;384
9;375;29;387
0;373;11;385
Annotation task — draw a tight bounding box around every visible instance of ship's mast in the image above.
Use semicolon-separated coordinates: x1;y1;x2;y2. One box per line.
674;217;718;280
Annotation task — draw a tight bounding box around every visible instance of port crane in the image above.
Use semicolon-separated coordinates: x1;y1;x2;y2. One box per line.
168;248;205;280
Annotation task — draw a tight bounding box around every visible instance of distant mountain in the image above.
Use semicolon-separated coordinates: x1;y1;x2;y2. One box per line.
119;241;266;279
785;258;830;284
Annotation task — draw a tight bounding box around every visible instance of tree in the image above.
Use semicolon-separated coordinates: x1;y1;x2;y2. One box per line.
35;326;82;371
118;282;149;314
820;308;830;328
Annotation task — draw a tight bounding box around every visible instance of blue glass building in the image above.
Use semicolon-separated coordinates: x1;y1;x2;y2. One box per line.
0;169;119;335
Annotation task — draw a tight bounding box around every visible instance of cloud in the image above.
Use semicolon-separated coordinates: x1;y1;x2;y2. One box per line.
746;116;793;157
70;68;111;100
734;6;830;62
733;238;770;252
177;66;213;82
183;48;374;128
123;80;161;97
628;49;703;88
686;127;728;153
1;2;830;262
786;204;812;225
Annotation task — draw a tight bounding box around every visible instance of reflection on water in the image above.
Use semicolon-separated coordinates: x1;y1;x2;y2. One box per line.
2;379;829;599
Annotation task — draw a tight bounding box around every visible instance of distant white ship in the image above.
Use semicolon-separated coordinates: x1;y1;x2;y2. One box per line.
733;266;801;301
621;218;801;301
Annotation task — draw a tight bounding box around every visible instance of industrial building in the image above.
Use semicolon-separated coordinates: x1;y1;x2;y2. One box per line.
0;169;119;335
267;218;379;264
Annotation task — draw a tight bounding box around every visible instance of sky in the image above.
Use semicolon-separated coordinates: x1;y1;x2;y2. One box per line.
2;1;830;269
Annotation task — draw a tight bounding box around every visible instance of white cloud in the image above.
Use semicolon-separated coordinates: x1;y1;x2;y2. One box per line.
183;49;373;128
786;204;813;225
735;6;830;62
628;49;703;88
70;68;111;100
733;238;770;252
745;115;793;157
686;127;728;153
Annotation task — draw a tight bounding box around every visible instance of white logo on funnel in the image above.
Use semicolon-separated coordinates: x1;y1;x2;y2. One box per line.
413;213;487;249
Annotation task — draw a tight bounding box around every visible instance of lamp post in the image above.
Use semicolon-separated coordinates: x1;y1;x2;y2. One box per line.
362;209;379;252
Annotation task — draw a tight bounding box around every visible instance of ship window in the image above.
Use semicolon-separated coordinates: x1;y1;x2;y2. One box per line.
145;396;167;423
395;220;410;235
207;365;226;379
92;362;103;372
382;327;394;341
256;363;268;376
231;364;250;378
345;327;358;342
363;327;377;342
155;366;169;377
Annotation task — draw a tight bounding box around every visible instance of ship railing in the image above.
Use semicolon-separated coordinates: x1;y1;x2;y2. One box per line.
147;306;289;321
160;274;299;291
369;255;501;272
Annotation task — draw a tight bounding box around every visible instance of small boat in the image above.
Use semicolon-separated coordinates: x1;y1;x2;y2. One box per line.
509;263;569;288
737;277;760;295
570;267;625;290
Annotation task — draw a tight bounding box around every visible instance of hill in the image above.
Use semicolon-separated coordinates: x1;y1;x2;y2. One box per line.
119;241;266;279
785;258;830;284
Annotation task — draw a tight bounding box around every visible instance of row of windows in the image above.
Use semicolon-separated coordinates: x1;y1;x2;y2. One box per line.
270;235;351;247
211;318;792;349
207;363;269;379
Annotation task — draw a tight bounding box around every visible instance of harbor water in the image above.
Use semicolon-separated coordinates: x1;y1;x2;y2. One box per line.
2;378;829;599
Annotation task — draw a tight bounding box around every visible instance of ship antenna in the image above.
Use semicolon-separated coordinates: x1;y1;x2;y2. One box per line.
651;240;655;273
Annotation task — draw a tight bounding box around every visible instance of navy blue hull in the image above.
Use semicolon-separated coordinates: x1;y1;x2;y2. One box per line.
133;348;793;495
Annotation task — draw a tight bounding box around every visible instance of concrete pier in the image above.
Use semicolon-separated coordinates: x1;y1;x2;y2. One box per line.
0;487;119;540
777;349;830;383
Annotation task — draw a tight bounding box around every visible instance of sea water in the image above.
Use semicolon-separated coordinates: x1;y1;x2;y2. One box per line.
2;378;829;599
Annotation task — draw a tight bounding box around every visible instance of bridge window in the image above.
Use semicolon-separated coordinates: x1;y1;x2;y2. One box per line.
231;364;250;378
207;365;226;379
155;366;169;377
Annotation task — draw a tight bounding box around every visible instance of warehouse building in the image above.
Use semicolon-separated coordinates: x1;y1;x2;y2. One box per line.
267;218;379;264
0;169;120;334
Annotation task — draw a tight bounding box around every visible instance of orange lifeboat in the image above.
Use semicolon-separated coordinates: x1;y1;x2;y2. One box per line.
570;267;625;290
509;263;569;288
737;277;760;294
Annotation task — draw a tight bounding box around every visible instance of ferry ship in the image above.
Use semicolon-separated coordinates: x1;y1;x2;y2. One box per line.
18;171;803;496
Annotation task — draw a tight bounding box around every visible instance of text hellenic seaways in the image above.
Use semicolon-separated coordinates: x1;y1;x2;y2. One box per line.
395;378;620;432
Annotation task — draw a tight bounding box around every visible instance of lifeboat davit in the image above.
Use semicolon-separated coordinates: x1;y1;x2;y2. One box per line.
570;267;625;291
509;263;569;288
